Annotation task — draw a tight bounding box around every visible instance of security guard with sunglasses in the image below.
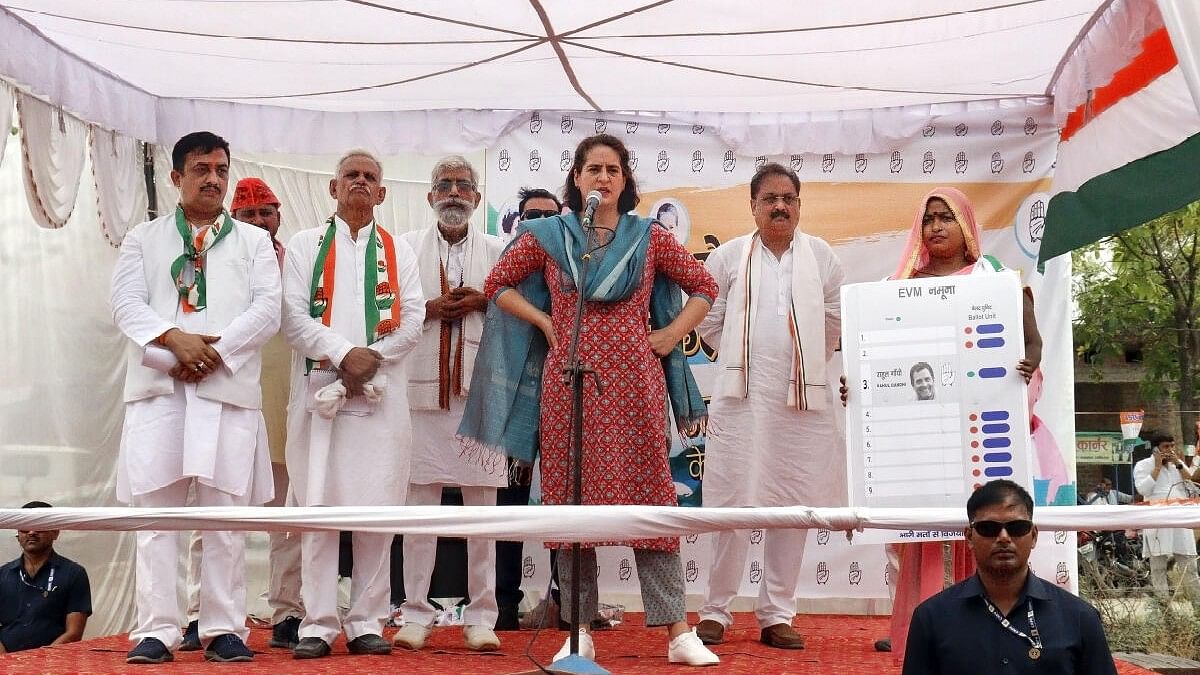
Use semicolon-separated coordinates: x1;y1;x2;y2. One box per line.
0;501;91;653
903;480;1117;674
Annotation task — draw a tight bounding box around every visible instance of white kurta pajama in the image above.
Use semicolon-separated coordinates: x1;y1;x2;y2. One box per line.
1133;455;1200;603
398;225;504;629
697;232;845;629
282;217;424;644
111;212;280;649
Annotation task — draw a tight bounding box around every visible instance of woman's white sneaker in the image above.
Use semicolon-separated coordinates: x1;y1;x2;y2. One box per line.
552;629;595;662
668;629;720;666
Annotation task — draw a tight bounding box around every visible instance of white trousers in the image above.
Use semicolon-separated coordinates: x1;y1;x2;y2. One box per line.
1149;553;1200;604
131;478;250;648
185;463;304;624
698;528;809;629
299;530;391;644
401;484;498;628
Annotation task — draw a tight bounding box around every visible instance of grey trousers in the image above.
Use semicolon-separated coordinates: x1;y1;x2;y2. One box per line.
558;547;686;627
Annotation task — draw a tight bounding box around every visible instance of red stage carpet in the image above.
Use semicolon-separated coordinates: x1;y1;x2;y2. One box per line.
0;613;1155;674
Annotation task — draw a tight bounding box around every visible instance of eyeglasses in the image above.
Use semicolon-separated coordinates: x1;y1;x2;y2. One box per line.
922;212;958;226
433;179;477;194
970;519;1034;538
520;209;559;221
756;194;798;207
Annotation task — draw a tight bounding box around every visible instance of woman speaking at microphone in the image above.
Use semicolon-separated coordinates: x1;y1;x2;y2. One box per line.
460;133;720;666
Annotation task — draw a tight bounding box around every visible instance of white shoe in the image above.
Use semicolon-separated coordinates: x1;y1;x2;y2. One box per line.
463;625;501;651
391;621;432;650
668;629;720;666
552;629;594;662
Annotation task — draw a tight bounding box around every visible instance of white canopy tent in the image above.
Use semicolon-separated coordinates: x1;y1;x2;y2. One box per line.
0;0;1116;154
2;0;1200;638
1;0;1196;248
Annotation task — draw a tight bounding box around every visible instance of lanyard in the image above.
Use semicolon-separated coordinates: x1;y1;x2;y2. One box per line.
983;594;1043;660
19;565;56;598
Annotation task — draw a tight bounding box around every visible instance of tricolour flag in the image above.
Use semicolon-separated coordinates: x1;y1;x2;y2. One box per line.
1041;27;1200;263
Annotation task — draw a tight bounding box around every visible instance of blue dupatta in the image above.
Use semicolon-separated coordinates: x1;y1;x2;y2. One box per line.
457;213;707;465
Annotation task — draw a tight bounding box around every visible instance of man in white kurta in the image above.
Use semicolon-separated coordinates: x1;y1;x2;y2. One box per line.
695;163;845;649
1133;433;1200;608
282;151;425;659
111;132;280;664
391;156;506;652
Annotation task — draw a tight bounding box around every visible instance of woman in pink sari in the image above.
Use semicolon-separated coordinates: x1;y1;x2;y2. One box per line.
878;187;1043;661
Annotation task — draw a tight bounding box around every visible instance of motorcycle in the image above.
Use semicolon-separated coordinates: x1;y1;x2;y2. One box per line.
1078;529;1149;594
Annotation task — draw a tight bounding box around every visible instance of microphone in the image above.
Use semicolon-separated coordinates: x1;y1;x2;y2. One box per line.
581;190;602;228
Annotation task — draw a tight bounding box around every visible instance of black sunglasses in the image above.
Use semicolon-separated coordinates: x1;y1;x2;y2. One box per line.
970;519;1034;538
520;209;559;221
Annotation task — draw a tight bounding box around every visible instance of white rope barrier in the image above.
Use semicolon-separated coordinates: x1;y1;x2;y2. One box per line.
0;504;1196;541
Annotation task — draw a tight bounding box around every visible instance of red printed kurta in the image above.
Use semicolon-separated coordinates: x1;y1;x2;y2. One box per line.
484;226;717;551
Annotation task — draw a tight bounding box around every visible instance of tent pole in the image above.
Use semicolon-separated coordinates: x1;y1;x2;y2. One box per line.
142;141;157;220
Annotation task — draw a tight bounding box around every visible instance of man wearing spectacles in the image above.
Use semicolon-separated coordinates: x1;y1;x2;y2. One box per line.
0;502;91;653
696;162;845;649
393;156;506;653
903;480;1117;674
1133;432;1200;609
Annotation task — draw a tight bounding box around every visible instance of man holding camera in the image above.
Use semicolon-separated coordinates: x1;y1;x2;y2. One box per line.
1133;433;1200;608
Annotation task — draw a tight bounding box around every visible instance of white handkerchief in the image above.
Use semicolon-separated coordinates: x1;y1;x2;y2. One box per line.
306;369;386;418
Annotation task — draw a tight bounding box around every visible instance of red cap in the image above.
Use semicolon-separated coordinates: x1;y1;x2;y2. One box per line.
231;177;280;211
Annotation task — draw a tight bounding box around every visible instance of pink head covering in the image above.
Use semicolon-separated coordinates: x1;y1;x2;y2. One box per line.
891;186;982;280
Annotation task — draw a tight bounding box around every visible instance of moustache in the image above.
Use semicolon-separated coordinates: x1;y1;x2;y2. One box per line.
770;210;789;220
435;198;471;211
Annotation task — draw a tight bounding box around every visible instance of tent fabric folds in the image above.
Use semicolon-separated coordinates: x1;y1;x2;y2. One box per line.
90;128;147;247
18;92;86;229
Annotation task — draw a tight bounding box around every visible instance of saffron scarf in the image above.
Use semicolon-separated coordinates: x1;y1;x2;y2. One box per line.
891;186;983;280
306;216;400;373
457;213;707;464
171;205;234;312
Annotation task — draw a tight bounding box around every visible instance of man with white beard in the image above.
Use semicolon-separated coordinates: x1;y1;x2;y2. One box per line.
392;156;506;652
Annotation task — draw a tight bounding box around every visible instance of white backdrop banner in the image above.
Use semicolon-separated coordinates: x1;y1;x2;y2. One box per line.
484;105;1077;601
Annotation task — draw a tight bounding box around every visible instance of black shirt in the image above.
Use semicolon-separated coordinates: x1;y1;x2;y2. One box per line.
0;552;92;652
903;572;1117;675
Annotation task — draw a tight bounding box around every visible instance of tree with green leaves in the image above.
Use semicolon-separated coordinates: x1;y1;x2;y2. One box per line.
1073;200;1200;442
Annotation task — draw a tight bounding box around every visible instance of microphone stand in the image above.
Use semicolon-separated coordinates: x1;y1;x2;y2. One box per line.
549;217;612;675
